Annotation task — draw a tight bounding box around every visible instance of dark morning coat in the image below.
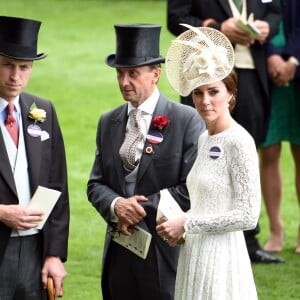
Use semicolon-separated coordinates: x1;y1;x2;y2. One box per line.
87;94;204;299
0;92;69;264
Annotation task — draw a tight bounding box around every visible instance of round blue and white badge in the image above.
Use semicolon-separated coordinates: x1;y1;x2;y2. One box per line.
27;124;42;137
146;129;163;144
209;145;223;159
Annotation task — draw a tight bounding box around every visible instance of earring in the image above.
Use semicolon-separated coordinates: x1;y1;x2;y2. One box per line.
227;96;233;107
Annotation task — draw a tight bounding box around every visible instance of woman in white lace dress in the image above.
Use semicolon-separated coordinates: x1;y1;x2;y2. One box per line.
156;26;261;300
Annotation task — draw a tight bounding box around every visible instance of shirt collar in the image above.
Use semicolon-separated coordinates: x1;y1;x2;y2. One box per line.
127;86;159;115
0;96;21;114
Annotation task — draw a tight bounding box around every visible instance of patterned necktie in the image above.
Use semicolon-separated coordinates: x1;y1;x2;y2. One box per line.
232;0;242;12
5;102;19;147
119;109;143;170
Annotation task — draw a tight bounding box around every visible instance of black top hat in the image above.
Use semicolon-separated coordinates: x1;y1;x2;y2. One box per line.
106;24;165;68
0;16;47;60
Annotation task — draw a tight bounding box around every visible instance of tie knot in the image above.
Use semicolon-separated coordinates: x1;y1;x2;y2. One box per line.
7;102;15;115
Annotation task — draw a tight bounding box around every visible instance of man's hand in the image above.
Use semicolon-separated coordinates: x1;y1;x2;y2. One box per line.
253;20;269;42
221;18;270;46
221;17;254;45
0;204;43;230
42;256;67;298
114;195;148;235
202;18;217;27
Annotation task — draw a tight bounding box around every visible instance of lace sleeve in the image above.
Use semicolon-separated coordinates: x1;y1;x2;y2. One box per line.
185;134;261;234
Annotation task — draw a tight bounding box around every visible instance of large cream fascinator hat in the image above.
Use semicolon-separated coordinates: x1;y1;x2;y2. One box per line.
166;24;235;96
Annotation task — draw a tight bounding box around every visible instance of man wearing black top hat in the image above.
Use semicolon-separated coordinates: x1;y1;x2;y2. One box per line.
0;16;69;299
87;24;205;300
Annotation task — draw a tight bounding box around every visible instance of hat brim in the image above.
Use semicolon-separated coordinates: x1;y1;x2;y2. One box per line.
165;26;234;97
0;51;47;61
105;54;165;68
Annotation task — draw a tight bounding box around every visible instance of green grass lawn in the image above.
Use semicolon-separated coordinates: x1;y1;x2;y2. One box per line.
1;1;299;299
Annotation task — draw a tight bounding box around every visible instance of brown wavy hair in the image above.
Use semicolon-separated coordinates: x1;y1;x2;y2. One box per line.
222;70;238;112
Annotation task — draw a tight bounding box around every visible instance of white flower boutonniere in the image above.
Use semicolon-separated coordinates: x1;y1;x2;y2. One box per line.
28;102;46;123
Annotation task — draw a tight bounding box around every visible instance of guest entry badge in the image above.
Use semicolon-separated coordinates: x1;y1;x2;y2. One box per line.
209;145;223;159
27;124;42;137
146;129;163;144
144;129;164;155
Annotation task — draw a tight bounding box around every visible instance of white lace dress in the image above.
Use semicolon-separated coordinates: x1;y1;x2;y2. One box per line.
175;122;260;300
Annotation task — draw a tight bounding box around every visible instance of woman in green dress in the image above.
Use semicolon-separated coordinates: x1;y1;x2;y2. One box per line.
260;0;300;255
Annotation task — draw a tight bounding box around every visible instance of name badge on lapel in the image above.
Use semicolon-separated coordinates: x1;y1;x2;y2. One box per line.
209;145;223;160
27;124;42;137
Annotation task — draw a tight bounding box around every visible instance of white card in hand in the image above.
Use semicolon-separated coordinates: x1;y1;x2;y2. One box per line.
28;186;61;229
156;189;184;221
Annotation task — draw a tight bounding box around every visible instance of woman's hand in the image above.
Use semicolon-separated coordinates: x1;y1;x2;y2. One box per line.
156;216;186;246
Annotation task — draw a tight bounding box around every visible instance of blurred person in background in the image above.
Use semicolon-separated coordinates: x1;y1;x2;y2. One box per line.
260;0;300;255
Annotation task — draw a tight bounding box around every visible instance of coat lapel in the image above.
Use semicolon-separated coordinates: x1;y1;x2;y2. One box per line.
137;95;170;183
110;105;128;193
246;0;256;17
111;97;172;191
0;130;17;197
218;0;233;16
19;94;42;191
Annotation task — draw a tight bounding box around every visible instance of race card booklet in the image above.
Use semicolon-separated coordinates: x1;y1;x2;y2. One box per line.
111;225;152;259
28;186;61;229
236;13;260;39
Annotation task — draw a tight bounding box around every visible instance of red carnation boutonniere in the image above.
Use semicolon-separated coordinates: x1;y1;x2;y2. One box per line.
151;115;169;130
144;115;169;155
